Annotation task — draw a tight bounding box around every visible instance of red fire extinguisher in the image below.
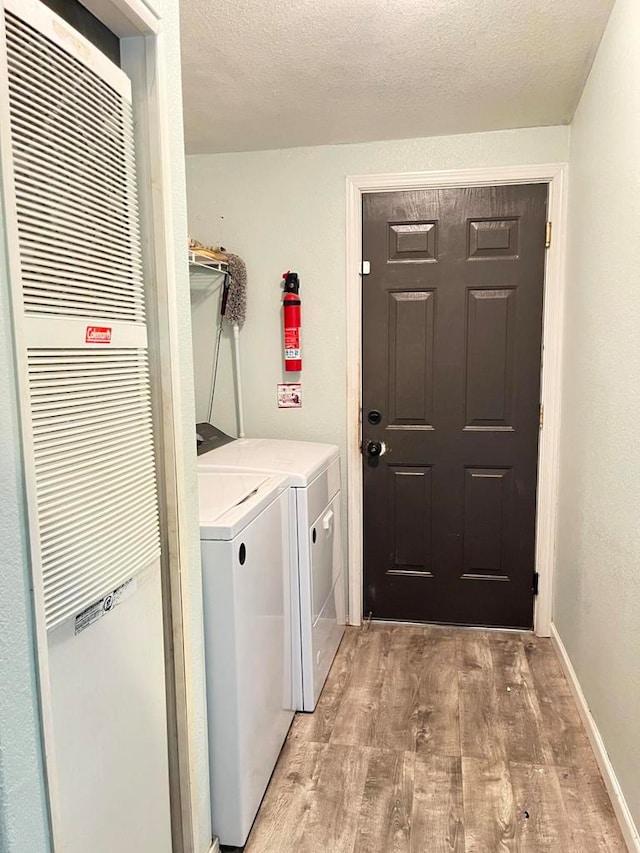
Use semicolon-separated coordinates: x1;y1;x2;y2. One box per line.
282;271;302;372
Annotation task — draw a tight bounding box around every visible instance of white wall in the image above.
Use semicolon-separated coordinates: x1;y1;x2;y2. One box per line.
186;126;569;451
0;183;51;852
555;0;640;830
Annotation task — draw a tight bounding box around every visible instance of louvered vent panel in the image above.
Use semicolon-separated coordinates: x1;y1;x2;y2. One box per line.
28;350;160;630
6;12;144;322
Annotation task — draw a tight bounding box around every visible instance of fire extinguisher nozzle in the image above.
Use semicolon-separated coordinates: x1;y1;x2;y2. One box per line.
283;271;300;294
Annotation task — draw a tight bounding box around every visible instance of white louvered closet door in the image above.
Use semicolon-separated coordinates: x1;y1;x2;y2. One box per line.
1;1;172;850
4;0;160;630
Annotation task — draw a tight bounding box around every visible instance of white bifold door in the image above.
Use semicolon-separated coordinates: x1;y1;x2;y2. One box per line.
0;0;172;850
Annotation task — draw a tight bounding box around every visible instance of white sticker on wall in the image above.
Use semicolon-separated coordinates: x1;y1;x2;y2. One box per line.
277;383;302;408
74;578;137;635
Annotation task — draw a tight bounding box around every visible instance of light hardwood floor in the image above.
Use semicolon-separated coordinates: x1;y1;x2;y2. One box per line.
241;625;627;853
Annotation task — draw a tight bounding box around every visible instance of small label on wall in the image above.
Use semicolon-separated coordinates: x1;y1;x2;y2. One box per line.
277;383;302;408
74;578;137;635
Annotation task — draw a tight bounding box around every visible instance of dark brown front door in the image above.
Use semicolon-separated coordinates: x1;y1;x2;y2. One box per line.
362;185;547;629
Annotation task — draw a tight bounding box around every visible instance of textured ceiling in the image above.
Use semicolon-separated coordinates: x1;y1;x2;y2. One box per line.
180;0;614;154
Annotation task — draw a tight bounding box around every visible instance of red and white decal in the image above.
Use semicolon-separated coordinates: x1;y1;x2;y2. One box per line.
85;326;112;344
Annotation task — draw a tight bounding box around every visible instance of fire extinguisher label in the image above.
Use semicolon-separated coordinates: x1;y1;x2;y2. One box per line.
284;327;300;359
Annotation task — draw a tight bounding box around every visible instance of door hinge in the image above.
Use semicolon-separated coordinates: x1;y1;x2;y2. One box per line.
539;403;544;429
360;260;371;275
545;221;552;249
532;572;540;596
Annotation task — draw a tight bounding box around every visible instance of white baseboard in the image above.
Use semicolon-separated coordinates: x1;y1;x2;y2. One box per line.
208;839;220;853
550;623;640;852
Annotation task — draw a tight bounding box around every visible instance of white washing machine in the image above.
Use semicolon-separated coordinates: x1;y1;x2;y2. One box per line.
199;470;295;847
198;436;346;711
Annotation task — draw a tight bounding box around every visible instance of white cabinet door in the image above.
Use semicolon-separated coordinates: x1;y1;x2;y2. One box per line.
0;1;170;849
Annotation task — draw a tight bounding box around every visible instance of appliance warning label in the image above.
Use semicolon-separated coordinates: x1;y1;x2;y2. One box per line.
74;578;137;635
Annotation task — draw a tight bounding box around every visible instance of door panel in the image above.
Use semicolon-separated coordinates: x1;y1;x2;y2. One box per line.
390;465;433;573
362;185;547;628
462;466;512;577
465;288;517;428
388;290;435;426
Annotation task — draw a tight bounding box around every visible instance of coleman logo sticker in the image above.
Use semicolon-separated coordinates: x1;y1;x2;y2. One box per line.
85;326;112;344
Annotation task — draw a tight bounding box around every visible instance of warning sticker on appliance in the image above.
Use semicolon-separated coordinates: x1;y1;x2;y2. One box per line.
74;578;137;635
277;383;302;408
85;325;112;344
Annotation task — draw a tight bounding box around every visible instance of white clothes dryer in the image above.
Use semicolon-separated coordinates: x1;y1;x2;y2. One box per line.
199;470;295;847
198;437;346;712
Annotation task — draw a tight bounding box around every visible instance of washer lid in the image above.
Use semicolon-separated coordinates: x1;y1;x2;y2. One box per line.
198;471;289;540
198;438;339;486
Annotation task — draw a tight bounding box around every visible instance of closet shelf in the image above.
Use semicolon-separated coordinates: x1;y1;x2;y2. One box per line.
189;252;229;290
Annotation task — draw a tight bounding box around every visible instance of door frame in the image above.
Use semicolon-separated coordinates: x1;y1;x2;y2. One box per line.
0;1;210;850
345;163;568;637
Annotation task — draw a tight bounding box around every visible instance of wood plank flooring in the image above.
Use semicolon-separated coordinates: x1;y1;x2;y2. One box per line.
241;625;626;853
